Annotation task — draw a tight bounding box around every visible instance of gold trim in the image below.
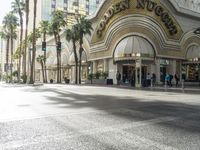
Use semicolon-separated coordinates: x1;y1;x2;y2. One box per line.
91;0;183;44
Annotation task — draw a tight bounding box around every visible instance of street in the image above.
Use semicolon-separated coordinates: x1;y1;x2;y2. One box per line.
0;83;200;150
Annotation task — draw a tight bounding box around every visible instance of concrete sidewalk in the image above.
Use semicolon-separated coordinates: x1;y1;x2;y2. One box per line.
1;81;200;94
81;83;200;94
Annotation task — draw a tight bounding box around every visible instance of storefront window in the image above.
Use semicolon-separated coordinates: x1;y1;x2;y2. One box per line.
182;63;200;82
97;60;103;72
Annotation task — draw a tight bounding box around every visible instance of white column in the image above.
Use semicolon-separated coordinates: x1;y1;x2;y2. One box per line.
92;61;97;74
103;59;108;72
156;58;160;84
172;60;176;75
40;69;43;82
135;59;142;87
46;70;49;82
172;60;176;84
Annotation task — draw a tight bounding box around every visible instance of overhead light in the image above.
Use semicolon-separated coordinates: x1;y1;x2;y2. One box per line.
194;27;200;34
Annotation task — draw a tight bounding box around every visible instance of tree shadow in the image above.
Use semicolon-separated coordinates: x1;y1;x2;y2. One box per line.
22;86;200;135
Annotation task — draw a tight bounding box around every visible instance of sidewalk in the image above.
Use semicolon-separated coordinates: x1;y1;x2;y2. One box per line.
82;83;200;94
1;81;200;94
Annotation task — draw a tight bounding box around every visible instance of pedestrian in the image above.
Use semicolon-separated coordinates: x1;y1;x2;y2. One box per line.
147;73;151;87
169;74;173;87
116;71;121;85
165;73;170;87
152;73;156;86
174;73;179;87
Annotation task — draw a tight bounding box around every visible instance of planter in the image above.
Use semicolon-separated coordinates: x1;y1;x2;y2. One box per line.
50;79;53;83
64;79;70;84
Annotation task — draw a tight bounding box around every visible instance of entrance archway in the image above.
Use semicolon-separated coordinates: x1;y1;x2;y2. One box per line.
113;35;156;87
182;45;200;82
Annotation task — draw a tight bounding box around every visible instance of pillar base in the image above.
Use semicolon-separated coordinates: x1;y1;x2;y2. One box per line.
135;84;142;88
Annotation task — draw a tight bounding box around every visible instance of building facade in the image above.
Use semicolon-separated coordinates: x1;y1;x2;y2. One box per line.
29;0;103;31
37;0;200;86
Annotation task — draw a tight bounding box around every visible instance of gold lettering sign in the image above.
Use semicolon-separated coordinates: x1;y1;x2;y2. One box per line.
136;0;177;35
97;0;130;37
93;0;183;43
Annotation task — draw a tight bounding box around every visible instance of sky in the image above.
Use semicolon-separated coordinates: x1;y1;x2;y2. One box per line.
0;0;13;25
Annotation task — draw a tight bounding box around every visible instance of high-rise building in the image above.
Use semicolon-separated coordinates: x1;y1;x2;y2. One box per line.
29;0;102;31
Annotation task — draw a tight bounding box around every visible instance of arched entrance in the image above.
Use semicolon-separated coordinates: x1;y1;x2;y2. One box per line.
182;45;200;83
114;35;156;87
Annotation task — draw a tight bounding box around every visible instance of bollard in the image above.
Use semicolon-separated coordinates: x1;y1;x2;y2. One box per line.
181;79;185;89
151;79;153;88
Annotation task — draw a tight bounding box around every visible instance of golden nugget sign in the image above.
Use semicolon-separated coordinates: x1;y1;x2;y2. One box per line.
97;0;178;37
97;0;130;37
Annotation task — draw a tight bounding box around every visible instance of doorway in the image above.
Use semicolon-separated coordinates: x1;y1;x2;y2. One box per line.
122;65;135;86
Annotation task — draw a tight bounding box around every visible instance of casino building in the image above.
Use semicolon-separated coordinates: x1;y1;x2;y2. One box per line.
36;0;200;87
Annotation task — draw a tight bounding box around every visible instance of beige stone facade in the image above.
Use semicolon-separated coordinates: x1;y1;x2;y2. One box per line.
37;0;200;86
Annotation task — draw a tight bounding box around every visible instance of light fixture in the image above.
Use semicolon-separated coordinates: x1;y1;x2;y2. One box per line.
194;27;200;34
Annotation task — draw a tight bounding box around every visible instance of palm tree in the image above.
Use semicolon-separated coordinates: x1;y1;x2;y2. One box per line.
65;25;79;84
36;55;45;83
76;17;93;84
3;12;18;82
29;0;37;84
0;29;10;83
1;12;18;83
22;0;29;82
49;10;66;83
39;20;50;83
12;0;25;82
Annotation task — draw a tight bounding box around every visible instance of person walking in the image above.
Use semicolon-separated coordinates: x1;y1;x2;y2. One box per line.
116;71;121;85
152;73;156;86
174;73;179;87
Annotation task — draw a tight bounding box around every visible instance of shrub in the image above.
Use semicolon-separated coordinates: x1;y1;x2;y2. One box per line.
95;71;101;79
102;71;108;79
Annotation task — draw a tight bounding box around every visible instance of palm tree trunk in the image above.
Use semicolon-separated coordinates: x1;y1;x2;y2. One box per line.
73;40;78;84
30;0;37;84
6;37;10;83
43;32;47;83
23;0;29;83
53;33;60;83
79;48;82;84
11;29;14;83
18;13;23;82
79;35;83;84
58;35;61;83
41;61;45;83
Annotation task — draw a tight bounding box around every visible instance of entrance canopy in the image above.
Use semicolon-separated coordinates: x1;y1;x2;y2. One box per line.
114;36;155;61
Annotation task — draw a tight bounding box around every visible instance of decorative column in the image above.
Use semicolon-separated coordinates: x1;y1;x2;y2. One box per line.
155;58;160;84
103;59;108;72
135;59;142;87
92;60;97;74
172;60;176;84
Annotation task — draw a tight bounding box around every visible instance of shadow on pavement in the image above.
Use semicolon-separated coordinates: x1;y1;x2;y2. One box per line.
20;86;200;135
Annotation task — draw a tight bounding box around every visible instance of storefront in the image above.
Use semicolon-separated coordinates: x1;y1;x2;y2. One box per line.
82;0;200;87
83;0;200;87
35;0;200;87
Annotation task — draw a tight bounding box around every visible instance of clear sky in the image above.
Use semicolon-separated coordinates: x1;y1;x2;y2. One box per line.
0;0;13;25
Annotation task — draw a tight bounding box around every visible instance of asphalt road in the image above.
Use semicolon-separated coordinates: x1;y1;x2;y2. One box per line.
0;83;200;150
